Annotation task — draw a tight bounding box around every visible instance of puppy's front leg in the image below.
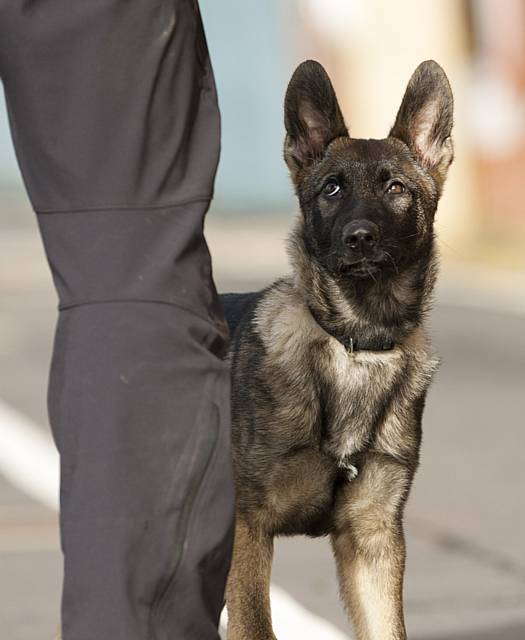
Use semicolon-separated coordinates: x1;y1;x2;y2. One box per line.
331;454;413;640
226;518;276;640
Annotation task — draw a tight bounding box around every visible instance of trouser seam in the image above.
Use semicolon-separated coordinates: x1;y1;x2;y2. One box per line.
34;196;213;214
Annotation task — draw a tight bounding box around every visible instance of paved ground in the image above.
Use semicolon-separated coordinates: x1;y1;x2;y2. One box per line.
1;192;524;639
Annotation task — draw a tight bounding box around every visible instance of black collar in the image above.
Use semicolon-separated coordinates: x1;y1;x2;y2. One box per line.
308;305;395;353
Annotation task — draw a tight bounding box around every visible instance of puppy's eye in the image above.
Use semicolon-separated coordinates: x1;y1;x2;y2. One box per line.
386;181;405;195
323;180;341;197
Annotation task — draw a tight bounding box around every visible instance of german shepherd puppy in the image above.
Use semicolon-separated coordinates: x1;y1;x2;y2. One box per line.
221;60;453;640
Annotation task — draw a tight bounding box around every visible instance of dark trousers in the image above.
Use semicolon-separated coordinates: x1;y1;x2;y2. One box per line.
0;2;234;638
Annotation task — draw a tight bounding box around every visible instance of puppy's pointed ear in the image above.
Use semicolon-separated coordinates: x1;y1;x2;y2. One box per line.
389;60;454;188
284;60;348;181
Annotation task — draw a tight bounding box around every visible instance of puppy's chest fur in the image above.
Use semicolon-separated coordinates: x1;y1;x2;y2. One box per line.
254;282;438;464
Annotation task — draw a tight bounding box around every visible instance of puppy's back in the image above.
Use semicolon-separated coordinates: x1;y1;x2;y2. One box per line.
220;291;263;337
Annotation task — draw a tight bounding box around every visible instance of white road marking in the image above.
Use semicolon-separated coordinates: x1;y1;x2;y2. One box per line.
0;397;350;639
0;398;59;511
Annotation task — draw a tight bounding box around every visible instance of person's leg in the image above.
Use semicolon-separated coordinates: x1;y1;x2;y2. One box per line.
0;2;234;639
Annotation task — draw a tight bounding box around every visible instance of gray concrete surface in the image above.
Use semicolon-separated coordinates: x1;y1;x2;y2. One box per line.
1;193;524;639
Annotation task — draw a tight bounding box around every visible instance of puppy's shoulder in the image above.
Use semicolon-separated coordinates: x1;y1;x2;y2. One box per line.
400;324;440;391
252;277;322;355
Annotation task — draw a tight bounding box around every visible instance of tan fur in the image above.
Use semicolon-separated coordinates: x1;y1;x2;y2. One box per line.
226;520;276;640
332;455;411;640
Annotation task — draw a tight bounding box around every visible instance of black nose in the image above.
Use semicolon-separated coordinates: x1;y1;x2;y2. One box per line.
342;220;380;250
